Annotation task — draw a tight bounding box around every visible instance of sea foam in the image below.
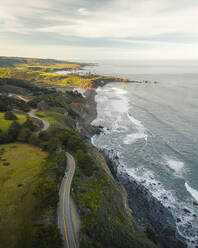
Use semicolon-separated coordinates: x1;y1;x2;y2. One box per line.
123;113;148;144
166;158;185;175
185;182;198;202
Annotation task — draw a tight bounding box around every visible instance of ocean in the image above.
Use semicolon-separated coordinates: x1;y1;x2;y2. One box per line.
89;60;198;247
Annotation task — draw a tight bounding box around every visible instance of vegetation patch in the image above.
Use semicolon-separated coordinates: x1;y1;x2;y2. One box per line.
0;143;47;248
0;56;129;89
0;113;26;132
72;146;156;248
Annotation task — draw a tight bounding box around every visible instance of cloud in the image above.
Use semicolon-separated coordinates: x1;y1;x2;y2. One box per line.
78;8;90;16
1;0;198;38
36;1;198;39
0;0;198;59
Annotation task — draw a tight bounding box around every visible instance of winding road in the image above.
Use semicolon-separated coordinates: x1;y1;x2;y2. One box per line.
28;108;77;248
58;153;77;248
28;109;50;131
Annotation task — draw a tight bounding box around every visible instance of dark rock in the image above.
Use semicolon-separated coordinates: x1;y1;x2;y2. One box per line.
121;173;187;248
100;149;187;248
193;201;198;206
176;218;181;223
100;149;119;179
183;208;191;214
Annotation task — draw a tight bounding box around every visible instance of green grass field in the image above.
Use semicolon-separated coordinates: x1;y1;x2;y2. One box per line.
0;143;47;248
0;113;26;132
35;110;73;129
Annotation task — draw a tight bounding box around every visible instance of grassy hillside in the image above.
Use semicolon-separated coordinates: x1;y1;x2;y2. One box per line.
72;146;156;248
0;143;47;248
0;56;88;69
0;113;26;131
0;56;157;248
0;56;129;89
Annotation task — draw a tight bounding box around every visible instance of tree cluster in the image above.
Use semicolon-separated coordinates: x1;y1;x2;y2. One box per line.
0;118;37;144
0;94;30;112
4;111;18;120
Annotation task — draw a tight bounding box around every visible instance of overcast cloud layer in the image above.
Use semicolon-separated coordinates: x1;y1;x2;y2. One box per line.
1;0;198;60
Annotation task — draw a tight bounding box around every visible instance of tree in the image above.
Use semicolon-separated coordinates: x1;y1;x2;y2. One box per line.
47;137;61;152
17;127;31;142
33;178;58;210
8;121;21;140
32;225;63;248
28;134;40;146
67;135;86;152
23;118;35;131
0;131;10;144
76;150;94;177
4;111;18;120
0;100;9;112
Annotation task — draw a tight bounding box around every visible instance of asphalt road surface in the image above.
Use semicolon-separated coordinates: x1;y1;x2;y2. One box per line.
28;109;50;131
28;108;77;247
58;152;77;248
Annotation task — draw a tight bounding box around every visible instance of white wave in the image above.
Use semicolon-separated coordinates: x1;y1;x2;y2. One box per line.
121;165;176;208
73;87;86;97
91;117;105;125
123;133;147;144
185;182;198;202
91;135;96;146
124;113;148;144
111;87;127;95
111;89;129;113
111;115;129;133
166;158;184;175
118;162;198;248
127;112;144;128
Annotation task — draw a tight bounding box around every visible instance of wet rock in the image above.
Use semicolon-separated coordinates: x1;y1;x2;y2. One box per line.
176;218;181;223
100;148;188;248
183;208;191;214
193;201;198;206
119;172;187;248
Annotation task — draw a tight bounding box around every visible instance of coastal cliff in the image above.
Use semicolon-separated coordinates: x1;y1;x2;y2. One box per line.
70;88;157;247
0;56;187;248
74;87;187;248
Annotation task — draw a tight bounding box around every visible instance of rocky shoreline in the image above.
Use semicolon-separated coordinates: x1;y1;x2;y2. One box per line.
102;148;187;248
83;87;188;248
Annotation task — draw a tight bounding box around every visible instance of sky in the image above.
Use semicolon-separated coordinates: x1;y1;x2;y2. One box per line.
0;0;198;61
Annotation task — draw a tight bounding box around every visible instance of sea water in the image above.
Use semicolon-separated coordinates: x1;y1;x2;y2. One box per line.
90;60;198;247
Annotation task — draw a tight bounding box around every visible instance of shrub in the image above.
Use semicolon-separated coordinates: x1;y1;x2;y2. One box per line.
67;135;86;152
76;150;95;177
68;108;79;118
145;227;157;244
8;121;21;140
23;118;35;131
39;130;51;142
28;134;40;146
47;137;61;152
0;131;10;144
3;162;10;166
4;111;17;120
17;127;31;142
0;100;9;112
33;178;59;211
32;225;62;248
